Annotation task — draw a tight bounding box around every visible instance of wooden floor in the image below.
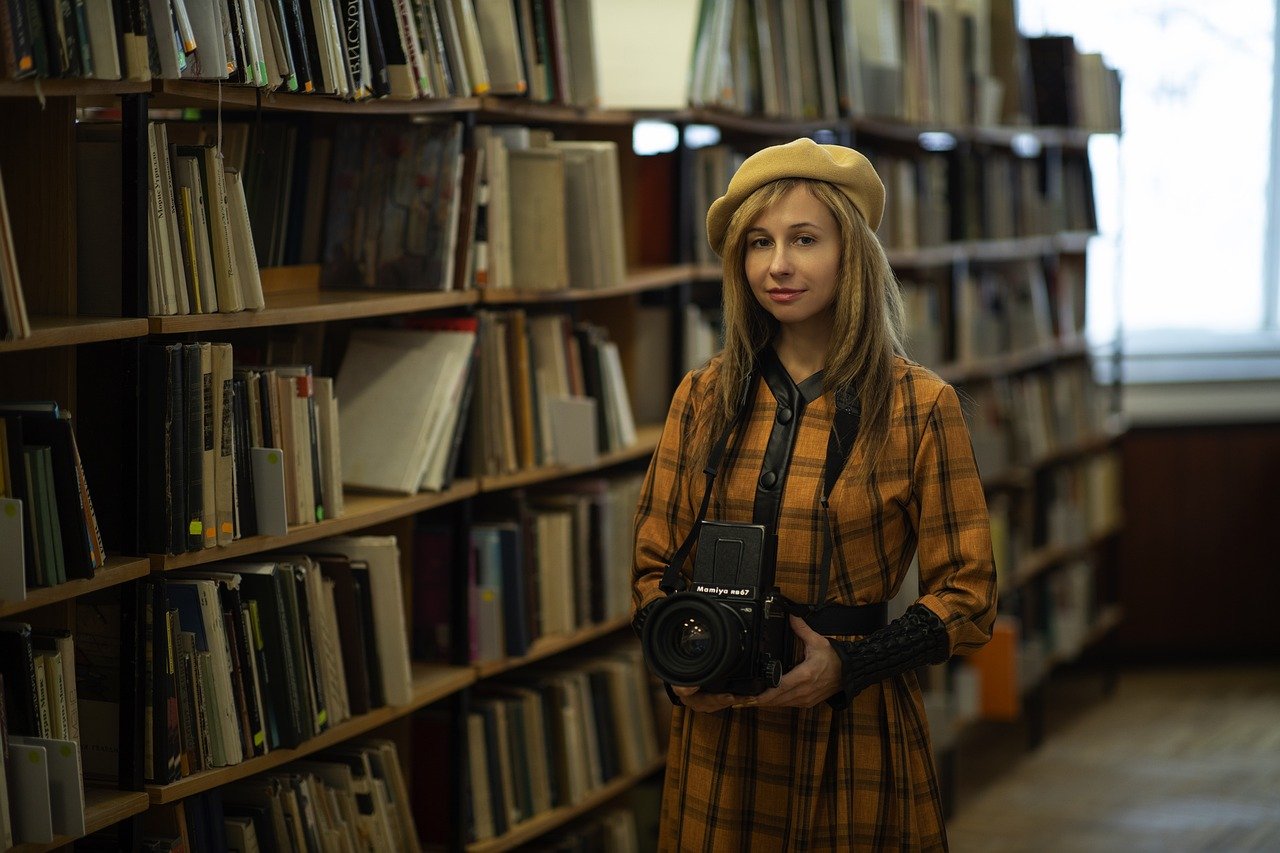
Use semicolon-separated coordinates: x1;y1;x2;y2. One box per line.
947;664;1280;852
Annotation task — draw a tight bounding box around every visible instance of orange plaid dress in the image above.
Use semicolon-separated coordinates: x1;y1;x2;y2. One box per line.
633;354;996;851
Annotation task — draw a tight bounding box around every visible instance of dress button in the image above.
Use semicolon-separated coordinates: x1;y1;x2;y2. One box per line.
776;407;793;424
759;470;778;489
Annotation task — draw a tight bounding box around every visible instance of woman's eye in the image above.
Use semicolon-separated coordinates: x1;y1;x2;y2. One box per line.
750;237;771;249
795;235;816;246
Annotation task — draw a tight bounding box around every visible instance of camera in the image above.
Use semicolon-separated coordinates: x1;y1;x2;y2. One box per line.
640;521;796;696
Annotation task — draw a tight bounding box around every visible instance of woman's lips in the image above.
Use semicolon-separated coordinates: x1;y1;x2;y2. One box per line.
767;288;804;303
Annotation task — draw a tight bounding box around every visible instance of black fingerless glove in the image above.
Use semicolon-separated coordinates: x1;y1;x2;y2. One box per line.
826;604;950;710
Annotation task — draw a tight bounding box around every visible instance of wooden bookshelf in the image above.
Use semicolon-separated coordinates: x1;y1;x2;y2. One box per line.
0;79;150;98
937;338;1091;385
466;755;666;853
1033;427;1125;470
151;80;480;114
0;556;151;619
0;316;148;353
152;480;480;571
1012;519;1124;589
478;424;662;493
9;787;151;853
887;235;1069;269
146;662;475;804
1044;604;1124;669
473;616;632;679
479;265;705;305
147;288;479;333
477;96;640;126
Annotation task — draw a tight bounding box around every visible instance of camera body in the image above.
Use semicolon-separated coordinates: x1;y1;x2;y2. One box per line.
641;521;796;696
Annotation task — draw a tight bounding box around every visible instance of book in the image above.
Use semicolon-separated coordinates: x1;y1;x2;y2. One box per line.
335;327;476;494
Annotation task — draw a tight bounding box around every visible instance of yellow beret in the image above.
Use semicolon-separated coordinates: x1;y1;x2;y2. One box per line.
705;138;885;257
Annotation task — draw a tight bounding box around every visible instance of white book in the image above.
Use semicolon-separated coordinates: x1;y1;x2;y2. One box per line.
336;328;475;494
224;168;265;310
10;737;85;839
83;0;123;79
185;0;230;79
6;742;53;843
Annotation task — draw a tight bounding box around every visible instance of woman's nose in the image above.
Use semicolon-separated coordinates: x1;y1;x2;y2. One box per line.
768;246;793;277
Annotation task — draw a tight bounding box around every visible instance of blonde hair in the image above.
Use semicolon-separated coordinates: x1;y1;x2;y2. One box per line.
693;178;906;479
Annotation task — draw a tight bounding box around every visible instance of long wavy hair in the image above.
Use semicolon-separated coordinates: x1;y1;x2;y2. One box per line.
693;178;907;479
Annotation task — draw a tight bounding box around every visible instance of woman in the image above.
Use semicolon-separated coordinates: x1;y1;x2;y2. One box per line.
631;138;997;850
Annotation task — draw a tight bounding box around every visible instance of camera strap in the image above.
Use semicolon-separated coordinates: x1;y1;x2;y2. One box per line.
659;369;759;594
658;368;863;604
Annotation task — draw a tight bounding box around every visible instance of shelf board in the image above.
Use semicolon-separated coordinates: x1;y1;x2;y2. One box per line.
153;427;661;571
0;556;151;618
888;235;1072;269
473;616;631;679
147;288;478;333
0;79;150;98
478;424;661;493
1012;519;1125;588
478;265;704;305
147;662;474;804
153;480;480;571
937;338;1090;384
1043;604;1125;670
1031;427;1125;469
10;787;150;853
477;96;641;126
152;80;480;114
466;755;666;853
0;316;148;353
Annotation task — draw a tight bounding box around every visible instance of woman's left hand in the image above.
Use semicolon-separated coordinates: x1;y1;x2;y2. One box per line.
734;615;843;709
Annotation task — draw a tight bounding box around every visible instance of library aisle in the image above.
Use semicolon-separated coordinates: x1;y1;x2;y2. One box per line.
947;665;1280;851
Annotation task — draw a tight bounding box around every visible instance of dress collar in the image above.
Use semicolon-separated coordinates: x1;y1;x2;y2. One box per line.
760;345;826;406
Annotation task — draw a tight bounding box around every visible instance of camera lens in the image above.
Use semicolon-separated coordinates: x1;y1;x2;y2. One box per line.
640;594;746;688
678;618;713;659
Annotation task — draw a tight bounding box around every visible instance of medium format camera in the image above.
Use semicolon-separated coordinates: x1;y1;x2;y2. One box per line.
640;521;796;696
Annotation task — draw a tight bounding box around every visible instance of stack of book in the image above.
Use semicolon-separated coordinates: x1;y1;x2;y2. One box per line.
145;122;265;318
0;0;610;106
469;310;636;478
140;739;417;851
0;622;86;846
458;646;661;843
137;535;412;784
0;164;29;341
444;474;644;664
142;342;344;556
321;120;470;292
0;402;105;601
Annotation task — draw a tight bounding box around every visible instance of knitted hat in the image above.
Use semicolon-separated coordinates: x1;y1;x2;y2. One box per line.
705;138;885;257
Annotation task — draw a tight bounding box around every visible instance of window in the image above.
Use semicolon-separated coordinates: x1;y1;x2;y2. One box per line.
1019;0;1280;382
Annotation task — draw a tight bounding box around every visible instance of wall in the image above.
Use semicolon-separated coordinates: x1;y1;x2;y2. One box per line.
1115;421;1280;659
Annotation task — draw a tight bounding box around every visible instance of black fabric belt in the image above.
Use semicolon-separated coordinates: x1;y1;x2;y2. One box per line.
803;601;888;637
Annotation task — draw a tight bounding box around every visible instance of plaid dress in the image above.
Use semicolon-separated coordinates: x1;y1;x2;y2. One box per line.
633;354;996;851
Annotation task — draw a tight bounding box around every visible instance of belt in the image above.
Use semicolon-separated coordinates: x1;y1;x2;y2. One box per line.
803;601;888;636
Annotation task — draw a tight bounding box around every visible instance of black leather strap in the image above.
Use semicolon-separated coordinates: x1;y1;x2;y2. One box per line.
659;361;862;610
802;601;887;637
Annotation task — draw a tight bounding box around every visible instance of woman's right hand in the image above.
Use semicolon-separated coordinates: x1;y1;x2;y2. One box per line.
671;685;741;713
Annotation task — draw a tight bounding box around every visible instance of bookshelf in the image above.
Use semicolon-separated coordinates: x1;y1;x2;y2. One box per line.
0;2;1123;849
9;788;151;853
145;663;475;804
465;755;666;853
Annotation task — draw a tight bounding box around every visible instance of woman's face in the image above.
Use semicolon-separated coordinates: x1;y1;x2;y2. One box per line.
743;185;842;336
